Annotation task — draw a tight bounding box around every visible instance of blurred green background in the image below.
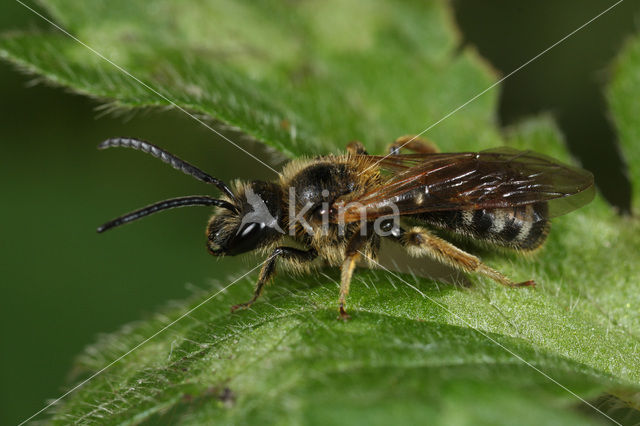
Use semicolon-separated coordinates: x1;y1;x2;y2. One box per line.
1;1;638;424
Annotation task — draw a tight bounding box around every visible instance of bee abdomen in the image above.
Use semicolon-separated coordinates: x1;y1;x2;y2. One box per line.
416;203;549;251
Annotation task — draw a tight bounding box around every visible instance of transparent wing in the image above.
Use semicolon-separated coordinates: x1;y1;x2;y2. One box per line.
336;147;594;222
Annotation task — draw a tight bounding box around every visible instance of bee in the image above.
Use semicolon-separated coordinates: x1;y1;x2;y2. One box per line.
97;136;594;319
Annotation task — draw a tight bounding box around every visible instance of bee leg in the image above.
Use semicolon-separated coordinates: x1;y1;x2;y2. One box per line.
231;247;317;313
338;230;371;320
399;227;535;288
346;140;369;155
388;135;440;155
339;254;359;320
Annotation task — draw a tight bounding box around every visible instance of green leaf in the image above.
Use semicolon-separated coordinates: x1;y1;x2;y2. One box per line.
51;275;621;425
609;33;640;203
0;0;499;159
3;1;640;424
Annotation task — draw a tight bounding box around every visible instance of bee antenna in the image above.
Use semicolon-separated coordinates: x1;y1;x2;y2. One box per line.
97;196;237;233
98;137;237;202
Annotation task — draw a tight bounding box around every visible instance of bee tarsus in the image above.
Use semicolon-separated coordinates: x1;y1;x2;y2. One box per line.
387;134;440;155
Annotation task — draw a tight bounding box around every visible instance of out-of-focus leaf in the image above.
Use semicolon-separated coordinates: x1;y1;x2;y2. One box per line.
0;0;498;159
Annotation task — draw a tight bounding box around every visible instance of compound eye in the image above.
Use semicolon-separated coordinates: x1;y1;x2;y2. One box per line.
228;221;266;255
241;222;260;237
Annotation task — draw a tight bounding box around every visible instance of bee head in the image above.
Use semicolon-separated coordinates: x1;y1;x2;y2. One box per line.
207;180;283;256
96;138;281;257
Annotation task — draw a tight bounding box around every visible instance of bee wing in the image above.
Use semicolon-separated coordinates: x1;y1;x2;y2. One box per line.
336;147;594;223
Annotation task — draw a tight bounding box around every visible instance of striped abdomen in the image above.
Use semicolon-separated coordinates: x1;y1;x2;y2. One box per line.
414;202;550;251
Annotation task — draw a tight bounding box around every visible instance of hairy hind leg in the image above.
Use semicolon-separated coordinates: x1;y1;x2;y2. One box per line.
388;135;440;155
399;227;535;288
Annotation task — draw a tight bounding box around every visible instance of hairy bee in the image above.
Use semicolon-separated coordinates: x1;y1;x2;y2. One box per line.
98;136;594;319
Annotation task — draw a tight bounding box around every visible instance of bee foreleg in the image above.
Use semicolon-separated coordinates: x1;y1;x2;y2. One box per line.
388;135;439;155
338;229;372;320
399;227;535;288
231;247;317;313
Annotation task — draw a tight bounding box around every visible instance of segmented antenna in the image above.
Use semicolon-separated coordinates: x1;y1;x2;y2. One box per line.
97;196;235;233
98;137;237;202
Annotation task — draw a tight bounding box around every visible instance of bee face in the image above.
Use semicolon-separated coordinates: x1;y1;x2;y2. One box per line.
207;181;283;256
206;210;241;256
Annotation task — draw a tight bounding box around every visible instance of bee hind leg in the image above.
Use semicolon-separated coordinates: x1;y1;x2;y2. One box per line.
231;247;317;313
388;135;439;155
398;227;535;288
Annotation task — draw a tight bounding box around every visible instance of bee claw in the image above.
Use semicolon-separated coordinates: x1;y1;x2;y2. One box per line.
338;305;351;321
230;302;251;313
515;280;536;288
